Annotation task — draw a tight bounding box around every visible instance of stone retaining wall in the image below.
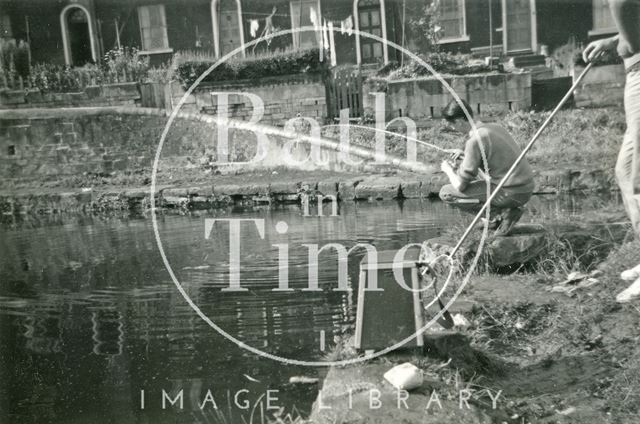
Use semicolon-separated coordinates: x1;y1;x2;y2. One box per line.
170;74;328;126
573;63;625;108
0;106;380;183
0;83;141;109
0;104;619;215
363;72;532;121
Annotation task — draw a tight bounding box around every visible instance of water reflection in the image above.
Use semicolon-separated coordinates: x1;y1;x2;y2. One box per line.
0;195;623;423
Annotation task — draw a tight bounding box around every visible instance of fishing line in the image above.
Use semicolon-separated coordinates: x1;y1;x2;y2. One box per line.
321;123;451;154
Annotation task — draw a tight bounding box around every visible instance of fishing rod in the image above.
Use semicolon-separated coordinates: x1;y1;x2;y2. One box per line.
445;61;595;260
414;61;595;330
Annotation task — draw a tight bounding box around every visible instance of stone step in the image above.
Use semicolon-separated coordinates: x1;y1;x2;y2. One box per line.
508;54;546;68
471;45;504;58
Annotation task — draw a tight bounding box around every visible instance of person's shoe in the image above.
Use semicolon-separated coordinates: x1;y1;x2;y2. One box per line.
616;277;640;303
494;207;524;236
621;263;640;281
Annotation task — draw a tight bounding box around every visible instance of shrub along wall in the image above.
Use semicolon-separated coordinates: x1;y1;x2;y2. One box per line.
172;48;329;126
376;52;492;80
174;48;326;87
0;46;167;109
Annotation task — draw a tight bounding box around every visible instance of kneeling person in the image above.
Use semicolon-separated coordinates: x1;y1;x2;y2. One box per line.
438;99;535;236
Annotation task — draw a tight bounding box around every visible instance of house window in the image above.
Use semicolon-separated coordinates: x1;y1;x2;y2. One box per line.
592;0;615;33
137;5;169;51
290;0;321;49
358;0;383;63
439;0;466;42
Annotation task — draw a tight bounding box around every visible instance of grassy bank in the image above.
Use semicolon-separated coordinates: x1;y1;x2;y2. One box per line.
307;203;639;422
312;238;640;422
323;106;626;176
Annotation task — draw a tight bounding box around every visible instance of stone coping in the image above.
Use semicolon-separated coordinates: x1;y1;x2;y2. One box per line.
0;106;199;122
0;167;618;216
370;71;525;85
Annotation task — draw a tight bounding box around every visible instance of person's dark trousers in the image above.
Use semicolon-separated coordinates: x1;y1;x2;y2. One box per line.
439;181;532;217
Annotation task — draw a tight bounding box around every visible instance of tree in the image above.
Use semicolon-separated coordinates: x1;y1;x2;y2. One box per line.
406;0;442;54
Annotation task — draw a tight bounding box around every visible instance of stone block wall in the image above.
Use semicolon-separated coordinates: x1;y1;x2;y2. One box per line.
0;108;161;179
0;83;141;109
573;64;625;108
0;106;385;183
362;72;532;122
171;74;328;126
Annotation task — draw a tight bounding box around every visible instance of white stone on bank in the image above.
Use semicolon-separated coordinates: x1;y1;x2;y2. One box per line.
383;363;424;391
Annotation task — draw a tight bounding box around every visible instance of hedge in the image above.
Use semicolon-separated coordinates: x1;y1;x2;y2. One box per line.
28;48;152;93
377;52;492;81
175;48;328;87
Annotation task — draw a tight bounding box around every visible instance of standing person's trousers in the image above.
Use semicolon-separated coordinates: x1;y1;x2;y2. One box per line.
617;67;640;238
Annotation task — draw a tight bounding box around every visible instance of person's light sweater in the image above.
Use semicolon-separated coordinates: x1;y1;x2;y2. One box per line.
457;123;535;193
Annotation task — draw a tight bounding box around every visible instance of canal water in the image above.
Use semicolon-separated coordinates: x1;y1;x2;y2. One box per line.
0;195;622;423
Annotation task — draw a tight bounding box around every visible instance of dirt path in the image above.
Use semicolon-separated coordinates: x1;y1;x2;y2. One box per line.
311;242;640;423
445;250;640;423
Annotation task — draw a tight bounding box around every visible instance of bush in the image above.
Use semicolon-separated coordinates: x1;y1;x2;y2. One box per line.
0;38;31;88
27;47;159;93
379;51;492;80
145;65;174;84
102;47;150;83
28;63;103;93
406;0;442;54
174;47;327;87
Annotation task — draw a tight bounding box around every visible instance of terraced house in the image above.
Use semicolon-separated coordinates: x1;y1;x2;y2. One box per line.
0;0;610;68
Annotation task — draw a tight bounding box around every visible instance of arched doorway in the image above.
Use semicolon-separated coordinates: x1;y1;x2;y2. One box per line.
60;5;97;66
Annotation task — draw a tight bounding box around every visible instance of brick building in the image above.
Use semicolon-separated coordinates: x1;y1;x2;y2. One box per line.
0;0;611;68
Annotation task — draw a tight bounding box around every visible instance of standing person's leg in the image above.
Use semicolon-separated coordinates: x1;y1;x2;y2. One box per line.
615;68;640;303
